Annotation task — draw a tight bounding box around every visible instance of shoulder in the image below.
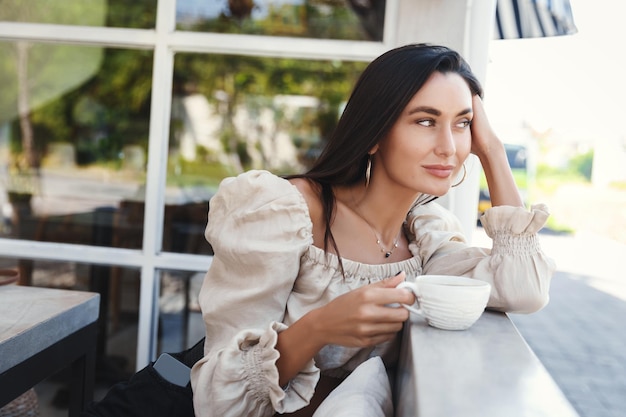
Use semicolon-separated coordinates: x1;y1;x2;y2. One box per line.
288;177;322;215
410;201;457;221
407;201;464;235
209;170;308;213
214;170;293;201
207;170;313;247
209;170;311;224
288;177;330;250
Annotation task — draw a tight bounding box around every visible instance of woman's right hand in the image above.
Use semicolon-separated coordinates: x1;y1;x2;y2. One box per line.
276;271;413;386
309;271;414;348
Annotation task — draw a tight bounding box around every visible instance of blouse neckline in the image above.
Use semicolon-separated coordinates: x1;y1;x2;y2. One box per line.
283;174;423;281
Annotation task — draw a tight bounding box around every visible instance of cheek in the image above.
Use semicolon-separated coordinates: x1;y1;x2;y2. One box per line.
456;134;472;158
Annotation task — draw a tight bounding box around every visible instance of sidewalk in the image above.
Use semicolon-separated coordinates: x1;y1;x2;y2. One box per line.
473;228;626;417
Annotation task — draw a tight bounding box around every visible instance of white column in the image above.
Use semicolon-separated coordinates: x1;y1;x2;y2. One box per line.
392;0;497;240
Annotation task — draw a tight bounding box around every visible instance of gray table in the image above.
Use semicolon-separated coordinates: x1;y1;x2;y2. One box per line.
395;310;580;417
0;285;100;416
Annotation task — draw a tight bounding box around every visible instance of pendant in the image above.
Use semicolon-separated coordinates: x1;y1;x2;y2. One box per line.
385;252;391;258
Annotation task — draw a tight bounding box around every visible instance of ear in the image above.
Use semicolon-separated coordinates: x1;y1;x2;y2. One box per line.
369;144;379;155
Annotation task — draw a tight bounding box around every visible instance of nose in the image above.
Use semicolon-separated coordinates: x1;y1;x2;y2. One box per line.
434;126;456;157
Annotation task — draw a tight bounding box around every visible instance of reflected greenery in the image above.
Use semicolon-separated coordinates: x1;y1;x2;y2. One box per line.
1;1;373;192
0;0;157;28
3;43;367;190
170;54;367;182
177;0;385;41
3;47;152;172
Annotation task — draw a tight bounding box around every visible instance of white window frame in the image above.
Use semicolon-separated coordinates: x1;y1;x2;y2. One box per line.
0;0;402;369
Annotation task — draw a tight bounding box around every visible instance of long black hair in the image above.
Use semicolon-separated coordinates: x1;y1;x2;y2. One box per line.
289;43;483;259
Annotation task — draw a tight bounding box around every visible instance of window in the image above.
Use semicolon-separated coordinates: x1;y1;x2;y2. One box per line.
0;0;388;371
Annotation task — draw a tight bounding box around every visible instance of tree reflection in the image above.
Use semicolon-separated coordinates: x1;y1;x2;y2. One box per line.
178;0;385;41
1;0;377;193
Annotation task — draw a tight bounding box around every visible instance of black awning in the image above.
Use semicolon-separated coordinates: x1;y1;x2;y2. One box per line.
495;0;578;39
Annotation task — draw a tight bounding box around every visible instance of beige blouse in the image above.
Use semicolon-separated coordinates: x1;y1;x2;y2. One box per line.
190;170;555;417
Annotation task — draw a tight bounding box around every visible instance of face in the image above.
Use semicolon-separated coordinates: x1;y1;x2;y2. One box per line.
372;71;473;197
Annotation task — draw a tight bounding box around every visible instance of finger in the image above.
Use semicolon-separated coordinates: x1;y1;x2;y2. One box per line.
355;285;412;309
366;326;405;346
356;300;411;323
394;284;417;305
375;271;405;288
472;94;486;114
355;321;405;339
357;285;415;309
471;95;494;133
374;304;411;323
347;331;400;348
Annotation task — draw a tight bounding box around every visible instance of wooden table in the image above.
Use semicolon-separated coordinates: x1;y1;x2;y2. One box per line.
394;310;580;417
0;285;99;416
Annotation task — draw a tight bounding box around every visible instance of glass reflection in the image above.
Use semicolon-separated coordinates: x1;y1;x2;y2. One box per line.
176;0;386;41
170;53;367;177
166;53;367;251
0;42;152;249
0;257;140;408
164;54;365;254
157;269;206;354
0;0;157;29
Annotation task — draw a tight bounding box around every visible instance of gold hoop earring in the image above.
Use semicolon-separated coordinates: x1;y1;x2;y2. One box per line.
451;163;467;188
365;154;372;188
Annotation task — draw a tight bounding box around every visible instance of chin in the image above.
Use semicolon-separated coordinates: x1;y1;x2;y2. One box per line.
424;184;451;197
412;179;452;197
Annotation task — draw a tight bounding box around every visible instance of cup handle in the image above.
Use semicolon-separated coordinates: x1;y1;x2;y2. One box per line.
396;281;424;317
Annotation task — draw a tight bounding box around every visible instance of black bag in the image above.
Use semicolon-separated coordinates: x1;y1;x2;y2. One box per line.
82;338;205;417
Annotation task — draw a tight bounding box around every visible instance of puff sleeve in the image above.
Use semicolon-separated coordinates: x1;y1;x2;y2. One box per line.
407;202;556;314
190;171;319;417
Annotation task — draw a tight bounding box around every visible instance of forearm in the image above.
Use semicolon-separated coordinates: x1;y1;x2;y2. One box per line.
275;309;325;387
479;141;524;208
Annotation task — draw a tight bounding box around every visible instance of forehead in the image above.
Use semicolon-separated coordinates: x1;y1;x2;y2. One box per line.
404;71;473;113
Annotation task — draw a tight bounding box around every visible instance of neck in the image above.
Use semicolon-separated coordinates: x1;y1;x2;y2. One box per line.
346;185;413;243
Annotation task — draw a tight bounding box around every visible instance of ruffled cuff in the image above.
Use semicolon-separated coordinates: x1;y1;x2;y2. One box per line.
480;204;550;236
242;321;320;414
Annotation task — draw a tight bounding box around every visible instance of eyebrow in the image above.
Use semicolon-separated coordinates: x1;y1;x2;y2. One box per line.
407;106;473;117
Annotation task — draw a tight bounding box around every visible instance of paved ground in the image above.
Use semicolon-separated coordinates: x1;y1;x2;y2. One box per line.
510;272;626;417
474;228;626;417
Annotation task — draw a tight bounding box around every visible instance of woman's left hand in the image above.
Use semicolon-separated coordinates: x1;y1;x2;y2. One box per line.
470;95;524;207
470;95;502;160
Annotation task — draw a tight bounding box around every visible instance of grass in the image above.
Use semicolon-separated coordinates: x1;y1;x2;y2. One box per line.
530;172;626;243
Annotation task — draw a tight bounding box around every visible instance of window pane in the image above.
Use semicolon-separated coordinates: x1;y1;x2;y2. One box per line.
157;269;205;354
0;258;140;408
0;0;157;29
0;42;153;250
176;0;386;41
165;53;367;254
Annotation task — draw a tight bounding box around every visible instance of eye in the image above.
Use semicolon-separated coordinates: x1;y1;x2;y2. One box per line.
456;119;471;129
416;119;435;127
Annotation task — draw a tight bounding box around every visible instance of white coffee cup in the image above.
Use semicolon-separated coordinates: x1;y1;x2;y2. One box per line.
397;275;491;330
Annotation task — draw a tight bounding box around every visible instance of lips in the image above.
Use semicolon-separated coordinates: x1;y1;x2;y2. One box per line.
423;165;455;178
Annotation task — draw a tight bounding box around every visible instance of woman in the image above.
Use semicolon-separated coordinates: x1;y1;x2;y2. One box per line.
190;43;555;416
